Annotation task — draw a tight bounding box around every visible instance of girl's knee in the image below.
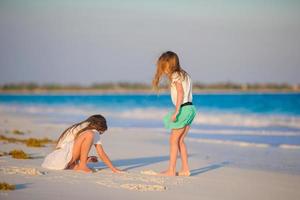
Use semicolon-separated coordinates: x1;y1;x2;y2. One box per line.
169;136;179;144
179;139;185;146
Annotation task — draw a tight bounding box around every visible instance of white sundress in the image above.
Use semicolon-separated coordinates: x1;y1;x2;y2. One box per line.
42;123;102;170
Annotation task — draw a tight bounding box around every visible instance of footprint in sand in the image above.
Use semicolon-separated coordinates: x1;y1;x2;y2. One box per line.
140;170;158;175
120;183;166;192
0;166;46;175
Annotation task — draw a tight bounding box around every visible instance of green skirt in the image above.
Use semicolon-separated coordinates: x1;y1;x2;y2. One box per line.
163;105;197;130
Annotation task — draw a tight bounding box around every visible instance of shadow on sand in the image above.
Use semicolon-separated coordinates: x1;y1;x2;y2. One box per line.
190;161;230;176
92;155;229;175
14;183;32;190
92;155;170;171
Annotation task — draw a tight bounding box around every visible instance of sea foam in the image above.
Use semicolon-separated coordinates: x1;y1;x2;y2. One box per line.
1;105;300;129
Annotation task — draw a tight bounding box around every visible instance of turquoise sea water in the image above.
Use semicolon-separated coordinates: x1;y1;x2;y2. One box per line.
0;94;300;146
1;93;300;146
1;93;300;116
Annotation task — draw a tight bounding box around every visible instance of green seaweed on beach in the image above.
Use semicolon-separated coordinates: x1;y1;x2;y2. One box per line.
25;137;54;147
0;135;21;143
9;149;31;159
11;129;25;135
0;182;16;190
39;137;54;143
0;134;55;147
25;138;44;147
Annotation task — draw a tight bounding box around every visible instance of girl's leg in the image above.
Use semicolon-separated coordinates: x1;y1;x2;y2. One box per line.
178;125;190;176
68;131;94;172
160;127;186;176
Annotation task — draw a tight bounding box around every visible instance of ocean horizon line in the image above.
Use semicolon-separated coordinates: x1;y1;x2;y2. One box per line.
1;81;300;94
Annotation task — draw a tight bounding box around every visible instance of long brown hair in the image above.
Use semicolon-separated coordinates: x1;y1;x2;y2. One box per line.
152;51;187;91
56;114;107;148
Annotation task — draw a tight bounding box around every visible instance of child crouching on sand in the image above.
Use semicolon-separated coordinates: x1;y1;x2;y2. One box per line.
42;115;122;173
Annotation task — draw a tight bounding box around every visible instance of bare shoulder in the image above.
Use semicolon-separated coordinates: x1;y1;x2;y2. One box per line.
81;129;95;136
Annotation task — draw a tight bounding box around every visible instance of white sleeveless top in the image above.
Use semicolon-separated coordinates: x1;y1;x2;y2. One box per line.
170;72;193;106
56;122;102;149
42;123;102;170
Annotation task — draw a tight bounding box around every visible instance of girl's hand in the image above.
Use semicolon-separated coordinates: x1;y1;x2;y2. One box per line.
171;112;178;122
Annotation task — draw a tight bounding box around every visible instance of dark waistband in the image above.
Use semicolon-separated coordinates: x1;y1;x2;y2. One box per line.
180;102;193;108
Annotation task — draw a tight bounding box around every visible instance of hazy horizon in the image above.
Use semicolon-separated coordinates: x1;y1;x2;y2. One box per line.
0;0;299;85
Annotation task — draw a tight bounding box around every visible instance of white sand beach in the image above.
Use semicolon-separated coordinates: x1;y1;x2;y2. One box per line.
1;0;300;198
1;111;300;200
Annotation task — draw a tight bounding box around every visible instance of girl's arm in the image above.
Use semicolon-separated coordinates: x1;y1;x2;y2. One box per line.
172;81;184;121
95;144;122;173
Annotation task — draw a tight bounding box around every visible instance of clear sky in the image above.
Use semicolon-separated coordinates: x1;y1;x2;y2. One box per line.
0;0;299;85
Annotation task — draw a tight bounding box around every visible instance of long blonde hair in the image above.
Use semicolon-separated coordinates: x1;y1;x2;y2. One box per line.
152;51;187;91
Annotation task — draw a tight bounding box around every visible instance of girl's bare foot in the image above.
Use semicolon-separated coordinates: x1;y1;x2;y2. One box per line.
177;171;191;176
158;170;176;176
74;164;92;173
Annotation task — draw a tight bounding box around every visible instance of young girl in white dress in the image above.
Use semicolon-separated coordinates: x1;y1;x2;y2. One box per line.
42;115;122;173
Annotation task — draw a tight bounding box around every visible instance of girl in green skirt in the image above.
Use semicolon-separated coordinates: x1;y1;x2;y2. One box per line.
152;51;197;176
